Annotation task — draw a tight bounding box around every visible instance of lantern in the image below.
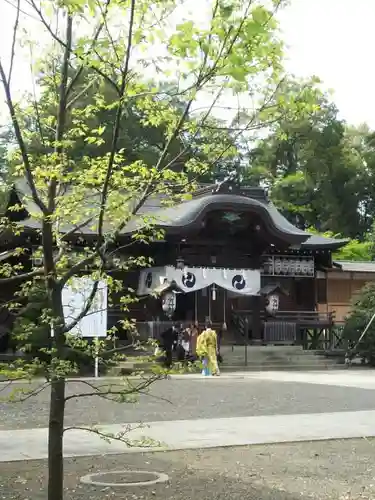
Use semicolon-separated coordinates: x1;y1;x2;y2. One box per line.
176;257;185;269
265;293;279;315
161;291;176;318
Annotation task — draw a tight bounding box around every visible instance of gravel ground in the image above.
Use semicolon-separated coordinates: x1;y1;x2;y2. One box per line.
1;378;375;430
2;439;375;499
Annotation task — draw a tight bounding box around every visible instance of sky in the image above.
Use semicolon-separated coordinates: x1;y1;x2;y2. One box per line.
279;0;375;127
0;0;374;128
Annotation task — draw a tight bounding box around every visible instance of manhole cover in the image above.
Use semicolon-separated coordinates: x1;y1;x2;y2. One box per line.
80;470;169;487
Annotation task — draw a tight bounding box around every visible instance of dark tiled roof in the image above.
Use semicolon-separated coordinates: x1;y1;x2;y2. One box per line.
301;234;349;250
127;193;308;243
260;283;289;296
334;261;375;273
10;179;348;249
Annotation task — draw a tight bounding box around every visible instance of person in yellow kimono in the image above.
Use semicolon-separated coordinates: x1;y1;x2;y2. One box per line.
196;321;220;376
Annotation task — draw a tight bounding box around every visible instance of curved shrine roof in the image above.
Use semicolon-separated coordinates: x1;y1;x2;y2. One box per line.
132;185;348;249
9;179;348;250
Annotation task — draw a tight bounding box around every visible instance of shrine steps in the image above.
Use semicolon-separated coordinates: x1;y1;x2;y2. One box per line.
220;363;346;372
219;345;345;371
109;346;346;375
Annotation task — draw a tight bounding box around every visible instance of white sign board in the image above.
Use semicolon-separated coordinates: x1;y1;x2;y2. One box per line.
62;277;108;338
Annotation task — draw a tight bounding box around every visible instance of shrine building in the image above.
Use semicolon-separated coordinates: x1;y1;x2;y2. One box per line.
0;178;356;351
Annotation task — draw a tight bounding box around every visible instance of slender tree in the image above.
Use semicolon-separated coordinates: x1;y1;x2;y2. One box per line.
0;1;315;498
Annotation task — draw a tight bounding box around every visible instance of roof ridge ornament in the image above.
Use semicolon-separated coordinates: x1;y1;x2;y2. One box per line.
212;170;242;195
211;171;270;202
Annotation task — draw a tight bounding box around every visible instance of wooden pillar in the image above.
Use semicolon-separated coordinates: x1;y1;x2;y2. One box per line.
250;255;263;343
251;295;262;343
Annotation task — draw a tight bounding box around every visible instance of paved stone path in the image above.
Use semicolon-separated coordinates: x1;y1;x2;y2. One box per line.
2;409;375;462
246;369;375;389
2;369;375;462
74;368;375;389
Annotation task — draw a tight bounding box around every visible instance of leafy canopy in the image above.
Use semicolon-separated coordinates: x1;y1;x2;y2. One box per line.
0;0;298;378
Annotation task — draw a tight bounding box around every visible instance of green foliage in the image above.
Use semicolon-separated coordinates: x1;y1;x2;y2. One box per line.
304;227;373;262
343;282;375;363
246;82;375;239
0;0;364;386
0;1;359;496
0;0;295;389
333;239;373;262
12;283;50;360
304;229;374;262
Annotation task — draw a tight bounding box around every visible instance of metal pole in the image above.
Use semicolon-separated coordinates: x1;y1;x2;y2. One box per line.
244;317;248;367
355;311;375;349
94;337;99;378
208;286;211;321
345;310;375;366
194;291;198;323
223;289;226;325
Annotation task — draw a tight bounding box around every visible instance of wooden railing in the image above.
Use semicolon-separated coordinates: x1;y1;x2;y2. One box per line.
234;310;335;326
231;310;336;348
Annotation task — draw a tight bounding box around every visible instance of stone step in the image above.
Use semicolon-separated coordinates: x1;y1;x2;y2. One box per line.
220;348;338;358
222;355;342;362
109;360;153;375
221;354;341;362
222;359;342;367
220;351;321;358
220;364;347;372
220;348;344;369
221;357;339;364
221;345;305;353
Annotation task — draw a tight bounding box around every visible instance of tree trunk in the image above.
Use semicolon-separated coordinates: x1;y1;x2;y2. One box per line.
47;288;66;500
48;377;66;500
42;212;67;500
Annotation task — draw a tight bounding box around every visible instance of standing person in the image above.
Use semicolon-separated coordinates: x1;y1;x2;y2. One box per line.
197;320;220;376
217;322;226;364
161;324;177;368
189;322;199;359
181;326;191;358
196;328;209;376
176;325;187;362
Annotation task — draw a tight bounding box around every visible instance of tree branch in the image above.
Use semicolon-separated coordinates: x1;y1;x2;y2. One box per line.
65;0;112;98
161;82;227;172
62;423;158;449
59;216;96;242
97;0;136;242
8;0;20;85
48;13;73;213
28;0;120;94
66;78;97;110
64;373;164;402
57;253;96;289
0;61;47;214
0;268;43;285
8;381;50;402
97;0;121;64
61;279;99;334
29;47;46;147
209;76;287;168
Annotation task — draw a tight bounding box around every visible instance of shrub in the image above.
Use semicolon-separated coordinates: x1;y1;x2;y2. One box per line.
343;282;375;364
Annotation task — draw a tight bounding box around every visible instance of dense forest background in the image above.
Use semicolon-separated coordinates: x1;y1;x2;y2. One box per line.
0;71;373;261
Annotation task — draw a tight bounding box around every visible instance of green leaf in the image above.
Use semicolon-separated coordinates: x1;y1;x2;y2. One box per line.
252;6;271;25
229;66;247;82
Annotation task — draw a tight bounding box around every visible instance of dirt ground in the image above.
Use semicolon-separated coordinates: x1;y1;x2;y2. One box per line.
2;438;375;499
